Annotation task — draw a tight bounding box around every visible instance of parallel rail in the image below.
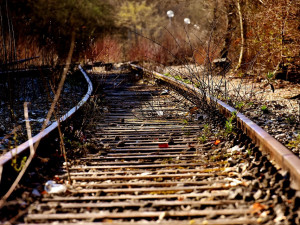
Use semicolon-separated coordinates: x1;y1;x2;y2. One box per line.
14;65;298;224
0;65;93;166
130;63;300;190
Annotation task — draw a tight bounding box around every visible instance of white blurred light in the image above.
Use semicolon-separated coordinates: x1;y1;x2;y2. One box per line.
167;10;174;18
184;18;191;25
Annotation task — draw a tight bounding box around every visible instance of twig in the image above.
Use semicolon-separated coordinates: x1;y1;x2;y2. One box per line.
0;31;76;209
0;102;34;208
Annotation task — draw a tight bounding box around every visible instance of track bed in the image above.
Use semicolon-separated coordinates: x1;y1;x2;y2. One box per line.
19;71;299;224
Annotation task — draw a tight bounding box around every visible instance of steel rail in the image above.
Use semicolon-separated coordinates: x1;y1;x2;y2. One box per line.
0;65;93;166
130;63;300;190
1;56;39;66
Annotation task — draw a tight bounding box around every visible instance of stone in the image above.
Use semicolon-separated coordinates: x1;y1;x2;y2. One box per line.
254;189;263;200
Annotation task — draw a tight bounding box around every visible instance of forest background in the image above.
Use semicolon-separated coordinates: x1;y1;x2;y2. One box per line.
1;0;299;79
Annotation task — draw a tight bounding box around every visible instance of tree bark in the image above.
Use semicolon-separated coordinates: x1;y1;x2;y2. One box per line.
220;0;235;59
235;0;244;71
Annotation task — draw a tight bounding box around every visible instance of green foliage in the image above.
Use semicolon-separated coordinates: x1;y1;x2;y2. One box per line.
225;120;233;134
287;134;300;150
183;79;192;84
184;130;191;136
173;75;182;80
286;116;296;125
247;148;252;155
116;1;163;39
266;72;275;80
30;0;113;33
225;111;237;135
198;124;211;143
261;105;269;113
11;156;27;172
235;101;245;111
182;119;189;125
203;124;211;136
170;74;192;84
198;135;207;143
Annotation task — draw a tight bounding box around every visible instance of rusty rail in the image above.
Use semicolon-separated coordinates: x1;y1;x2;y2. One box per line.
0;65;93;167
17;65;298;224
130;63;300;190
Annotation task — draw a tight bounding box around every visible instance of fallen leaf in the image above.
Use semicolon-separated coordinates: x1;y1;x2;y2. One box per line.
251;202;268;214
189;219;196;224
178;196;185;201
189;106;199;114
158;143;169;148
41;190;48;195
214;140;221;145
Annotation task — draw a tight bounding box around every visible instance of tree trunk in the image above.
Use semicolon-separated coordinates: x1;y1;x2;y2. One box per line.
235;0;244;71
220;0;235;59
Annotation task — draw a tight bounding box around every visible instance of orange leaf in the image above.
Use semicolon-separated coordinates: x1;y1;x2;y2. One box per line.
214;140;221;145
189;106;199;114
178;196;185;201
41;190;48;195
251;202;268;214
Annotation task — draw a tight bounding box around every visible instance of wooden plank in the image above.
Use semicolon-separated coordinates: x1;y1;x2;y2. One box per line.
103;148;197;153
20;219;258;225
81;154;200;161
26;209;251;220
39;200;241;209
69;163;205;170
100;127;200;132
64;168;225;176
69;185;230;194
42;192;230;202
68;180;228;188
105;152;196;157
69;173;223;180
109;145;194;150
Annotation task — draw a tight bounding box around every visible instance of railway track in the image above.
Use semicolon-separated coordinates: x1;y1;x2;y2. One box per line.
1;65;300;224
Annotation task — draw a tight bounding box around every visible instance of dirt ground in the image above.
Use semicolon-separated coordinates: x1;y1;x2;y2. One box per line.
162;64;300;154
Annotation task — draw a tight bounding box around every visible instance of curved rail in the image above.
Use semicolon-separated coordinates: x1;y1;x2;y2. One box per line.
130;63;300;190
0;65;93;166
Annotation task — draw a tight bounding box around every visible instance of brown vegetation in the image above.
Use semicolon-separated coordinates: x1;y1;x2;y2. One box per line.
0;0;299;76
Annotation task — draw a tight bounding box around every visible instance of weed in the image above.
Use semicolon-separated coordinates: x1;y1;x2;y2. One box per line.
225;120;233;134
11;156;27;172
286;116;296;125
266;72;275;81
238;72;244;77
182;119;189;125
225;111;237;135
287;134;300;150
247;149;252;155
198;124;211;144
235;101;245;111
261;105;269;113
203;124;211;136
184;130;191;136
183;79;192;84
174;75;182;81
198;135;207;143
